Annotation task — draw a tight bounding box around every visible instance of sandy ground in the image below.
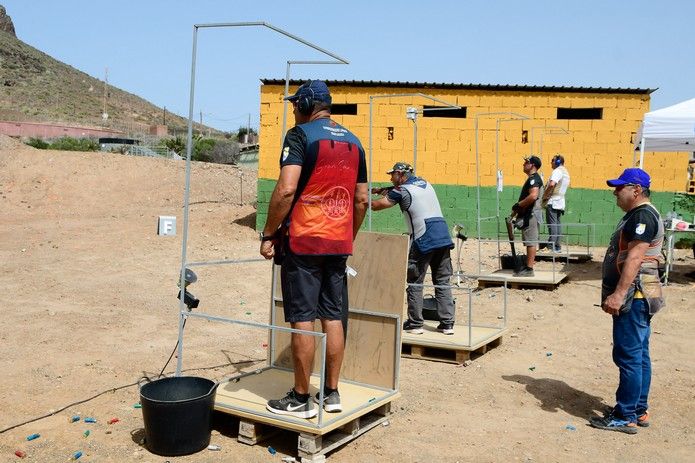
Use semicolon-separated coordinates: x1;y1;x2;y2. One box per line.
1;138;694;462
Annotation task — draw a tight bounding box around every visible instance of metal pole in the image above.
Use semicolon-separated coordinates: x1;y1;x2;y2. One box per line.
467;290;473;348
176;24;200;376
281;61;291;145
639;135;645;168
495;119;501;259
368;97;374;230
412;117;418;174
475;117;482;275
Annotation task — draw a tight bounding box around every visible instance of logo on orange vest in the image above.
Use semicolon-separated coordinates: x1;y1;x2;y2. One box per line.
321;186;350;220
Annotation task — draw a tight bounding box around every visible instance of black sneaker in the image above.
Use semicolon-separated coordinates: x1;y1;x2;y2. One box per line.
514;266;534;277
403;320;423;334
436;322;454;335
266;389;317;419
314;390;342;413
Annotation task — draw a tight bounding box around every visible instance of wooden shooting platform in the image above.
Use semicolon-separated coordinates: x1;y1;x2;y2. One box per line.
213;232;409;461
402;321;506;364
215;368;396;435
477;269;568;289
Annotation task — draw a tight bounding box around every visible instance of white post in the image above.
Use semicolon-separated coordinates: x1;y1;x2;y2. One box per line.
639;135;646;168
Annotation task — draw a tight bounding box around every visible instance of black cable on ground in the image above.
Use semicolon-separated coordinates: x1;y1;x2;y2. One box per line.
0;317;263;435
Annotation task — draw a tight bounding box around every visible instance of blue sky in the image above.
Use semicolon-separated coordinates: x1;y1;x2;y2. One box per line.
3;0;693;131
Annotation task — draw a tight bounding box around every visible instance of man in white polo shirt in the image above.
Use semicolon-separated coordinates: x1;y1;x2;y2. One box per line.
541;154;570;252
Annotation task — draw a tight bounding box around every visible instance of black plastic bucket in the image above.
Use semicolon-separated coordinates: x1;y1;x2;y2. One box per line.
140;376;217;456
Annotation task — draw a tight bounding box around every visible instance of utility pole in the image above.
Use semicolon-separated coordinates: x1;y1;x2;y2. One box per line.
101;67;109;124
163;106;167;126
246;113;251;143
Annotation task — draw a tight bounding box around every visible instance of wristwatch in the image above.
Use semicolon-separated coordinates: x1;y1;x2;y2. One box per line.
259;231;276;242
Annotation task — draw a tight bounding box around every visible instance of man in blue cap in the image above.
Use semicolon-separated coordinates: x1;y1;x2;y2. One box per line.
260;80;368;418
590;167;665;434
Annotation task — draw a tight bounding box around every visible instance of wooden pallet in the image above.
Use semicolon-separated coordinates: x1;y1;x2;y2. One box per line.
401;324;506;364
215;368;399;462
477;269;568;290
236;402;393;463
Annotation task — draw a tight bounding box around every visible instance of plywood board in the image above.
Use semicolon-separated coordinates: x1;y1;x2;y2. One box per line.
346;232;409;315
270;304;399;389
341;312;398;389
478;269;568;287
214;368;399;435
269;232;408;390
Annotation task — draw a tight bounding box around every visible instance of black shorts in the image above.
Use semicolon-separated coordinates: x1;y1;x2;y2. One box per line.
280;253;348;323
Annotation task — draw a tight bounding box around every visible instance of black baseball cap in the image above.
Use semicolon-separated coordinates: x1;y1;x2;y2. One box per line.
524;155;542;169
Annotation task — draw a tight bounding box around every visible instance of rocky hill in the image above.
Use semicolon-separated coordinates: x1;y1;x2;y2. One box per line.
0;5;15;36
0;7;203;135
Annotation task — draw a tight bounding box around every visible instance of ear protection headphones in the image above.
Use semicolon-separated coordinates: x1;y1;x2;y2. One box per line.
296;81;315;116
552;155;563;168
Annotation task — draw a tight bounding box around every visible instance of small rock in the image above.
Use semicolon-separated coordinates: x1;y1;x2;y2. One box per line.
654;330;662;335
526;295;533;302
510;334;519;338
463;360;472;367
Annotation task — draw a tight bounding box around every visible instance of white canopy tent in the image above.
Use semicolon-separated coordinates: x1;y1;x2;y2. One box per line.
634;97;695;167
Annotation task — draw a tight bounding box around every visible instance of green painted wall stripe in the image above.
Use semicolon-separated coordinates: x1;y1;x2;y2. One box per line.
256;179;686;246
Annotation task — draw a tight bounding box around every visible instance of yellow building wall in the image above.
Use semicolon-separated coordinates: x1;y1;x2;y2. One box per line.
258;84;690;192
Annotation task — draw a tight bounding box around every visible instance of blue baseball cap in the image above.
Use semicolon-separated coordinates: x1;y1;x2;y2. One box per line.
284;80;332;104
606;167;651;188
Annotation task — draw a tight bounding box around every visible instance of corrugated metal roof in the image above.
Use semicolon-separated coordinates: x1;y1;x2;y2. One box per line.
261;79;655;95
